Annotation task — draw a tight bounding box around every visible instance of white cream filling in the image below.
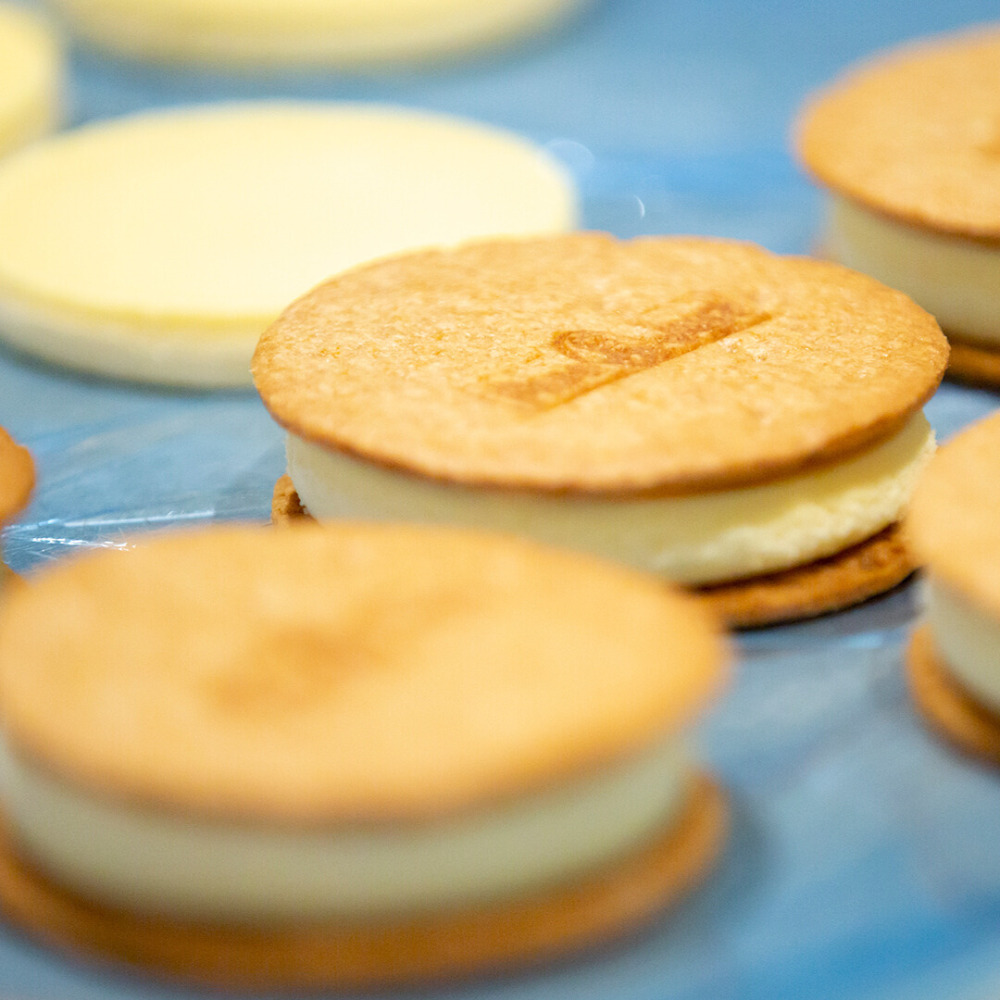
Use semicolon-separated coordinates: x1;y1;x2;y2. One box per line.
287;413;935;587
826;196;1000;346
925;578;1000;714
0;734;690;923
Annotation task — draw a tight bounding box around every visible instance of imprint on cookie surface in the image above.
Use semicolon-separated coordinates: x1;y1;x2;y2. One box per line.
478;293;773;411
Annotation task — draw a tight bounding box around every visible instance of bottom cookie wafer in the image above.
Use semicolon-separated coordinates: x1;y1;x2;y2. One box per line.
0;775;726;990
700;524;913;628
906;624;1000;766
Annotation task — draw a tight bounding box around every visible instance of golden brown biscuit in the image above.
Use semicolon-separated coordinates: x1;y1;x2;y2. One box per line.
0;427;32;525
0;522;728;985
255;233;947;626
904;411;1000;760
0;426;33;585
796;26;1000;384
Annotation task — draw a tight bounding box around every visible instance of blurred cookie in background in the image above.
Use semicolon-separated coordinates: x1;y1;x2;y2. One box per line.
0;101;576;387
42;0;591;69
906;411;1000;765
0;521;728;987
796;26;1000;387
0;2;61;159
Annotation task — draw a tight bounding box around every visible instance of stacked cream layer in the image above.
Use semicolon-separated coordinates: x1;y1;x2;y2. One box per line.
0;524;726;922
0;103;575;386
48;0;587;67
288;412;935;587
0;733;690;920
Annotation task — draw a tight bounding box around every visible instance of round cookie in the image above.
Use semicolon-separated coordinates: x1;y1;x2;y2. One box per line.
795;26;1000;385
0;522;729;986
905;411;1000;762
0;426;33;586
0;3;61;159
45;0;588;68
0;102;576;387
255;232;948;627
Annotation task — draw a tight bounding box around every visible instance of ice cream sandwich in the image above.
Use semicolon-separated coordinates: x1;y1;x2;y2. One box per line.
0;522;728;987
254;233;948;627
46;0;588;68
0;3;60;160
796;26;1000;386
0;102;575;387
0;427;33;587
905;411;1000;764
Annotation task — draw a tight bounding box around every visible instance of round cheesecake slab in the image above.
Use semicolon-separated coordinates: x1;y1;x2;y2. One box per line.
254;233;947;495
47;0;588;68
0;3;60;159
797;26;1000;240
0;103;575;387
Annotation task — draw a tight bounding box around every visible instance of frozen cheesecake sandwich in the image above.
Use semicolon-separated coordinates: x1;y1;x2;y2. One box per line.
796;26;1000;386
905;411;1000;764
0;427;33;588
255;233;948;627
0;522;728;987
0;102;575;387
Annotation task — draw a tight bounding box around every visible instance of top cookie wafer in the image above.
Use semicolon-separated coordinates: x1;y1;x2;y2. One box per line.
0;427;33;523
253;233;947;495
0;522;725;823
796;26;1000;240
905;411;1000;620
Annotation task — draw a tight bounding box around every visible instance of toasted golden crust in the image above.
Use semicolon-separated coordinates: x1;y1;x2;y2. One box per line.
796;26;1000;239
0;522;727;821
905;411;1000;619
0;774;725;989
946;337;1000;388
274;477;914;627
907;625;1000;766
699;523;912;628
0;427;33;522
253;234;947;495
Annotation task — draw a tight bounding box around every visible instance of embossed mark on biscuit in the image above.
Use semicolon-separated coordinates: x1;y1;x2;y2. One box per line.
479;293;772;410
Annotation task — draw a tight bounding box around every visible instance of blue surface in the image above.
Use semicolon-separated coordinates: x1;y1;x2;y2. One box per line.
1;1;1000;997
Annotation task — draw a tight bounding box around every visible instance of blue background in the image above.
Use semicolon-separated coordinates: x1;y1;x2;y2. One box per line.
1;1;1000;998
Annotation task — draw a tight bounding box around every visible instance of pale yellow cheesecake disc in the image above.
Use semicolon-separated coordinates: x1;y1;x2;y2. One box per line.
0;2;61;158
46;0;589;68
0;102;576;387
